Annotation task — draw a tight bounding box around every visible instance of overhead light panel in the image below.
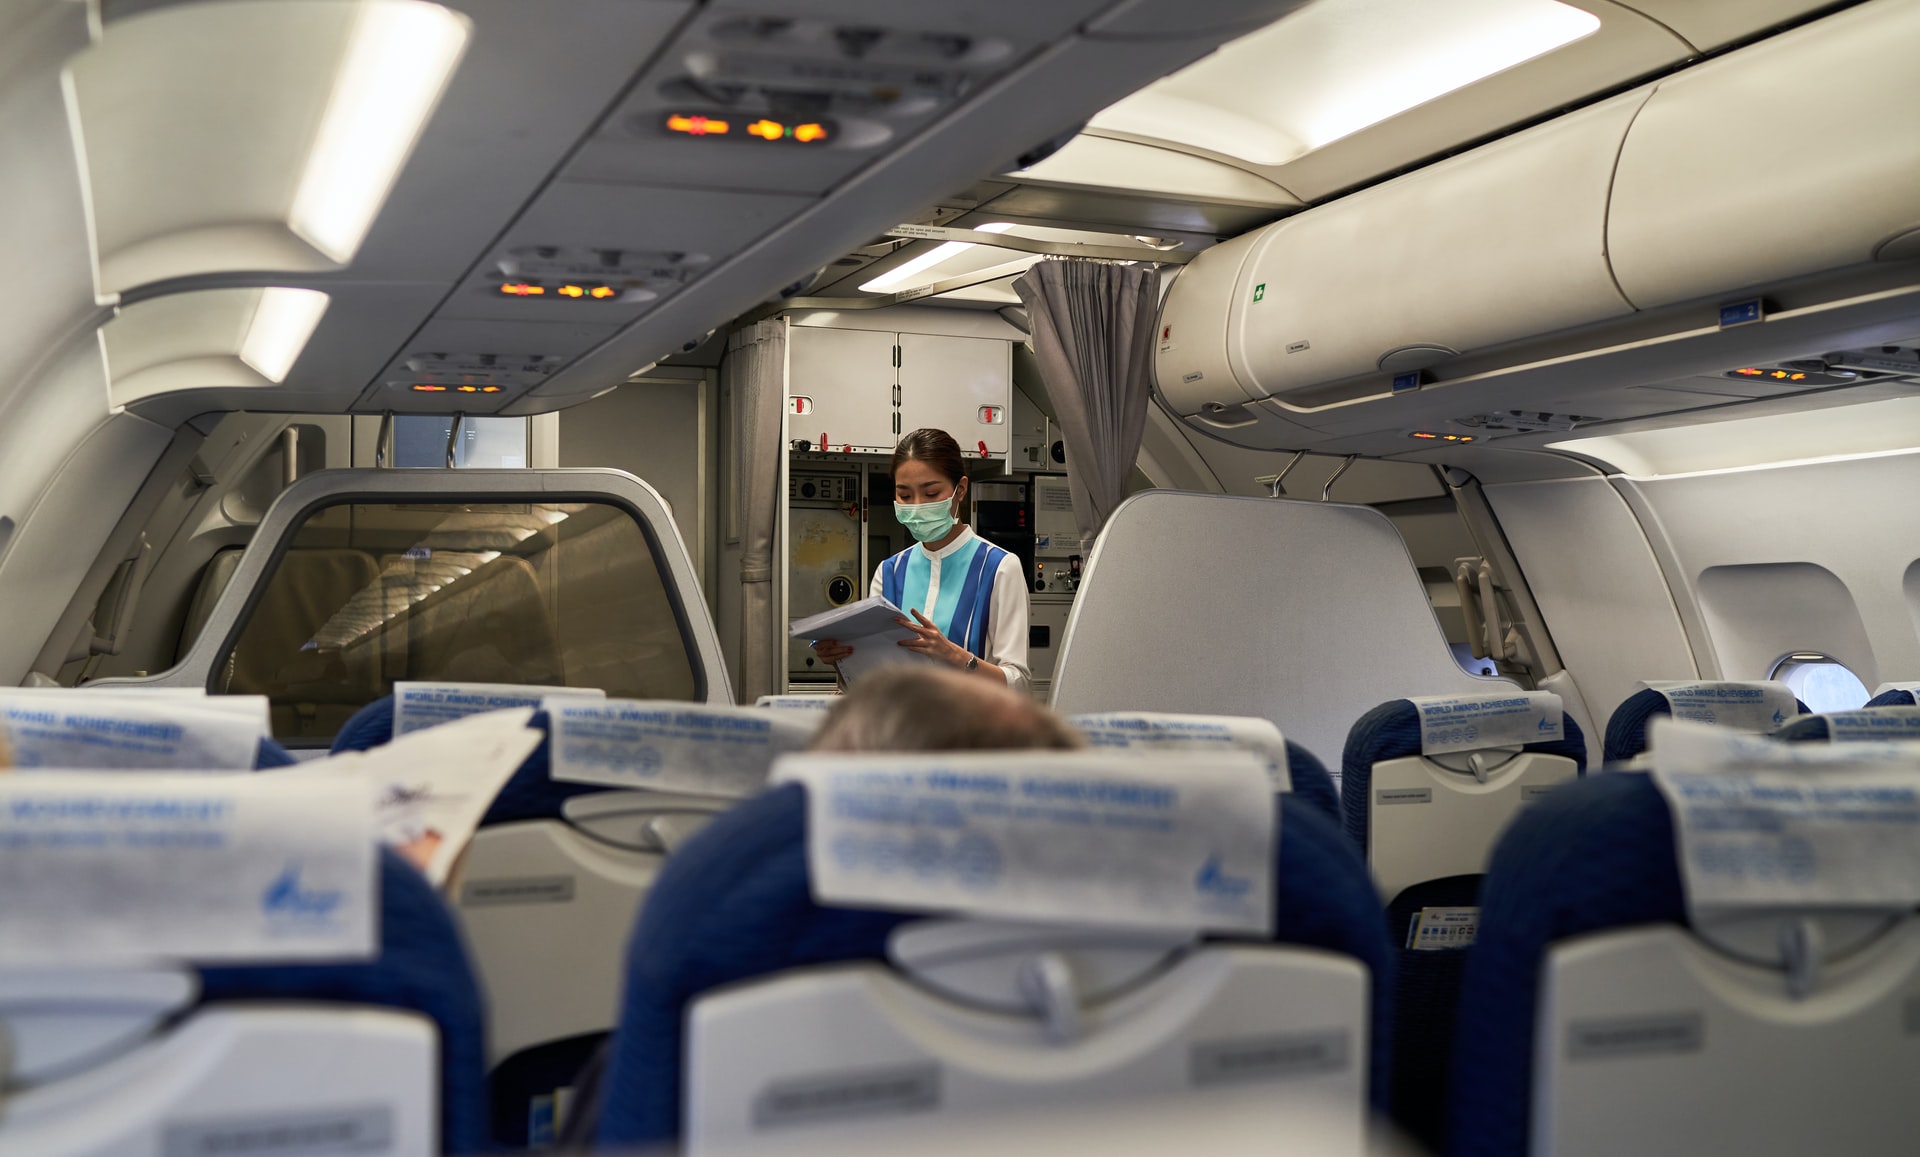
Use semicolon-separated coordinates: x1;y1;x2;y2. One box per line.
65;1;468;298
1088;0;1600;166
238;287;330;383
291;1;470;263
100;287;330;408
859;222;1015;293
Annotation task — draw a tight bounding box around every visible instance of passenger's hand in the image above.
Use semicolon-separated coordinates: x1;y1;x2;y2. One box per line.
811;638;854;665
896;610;969;667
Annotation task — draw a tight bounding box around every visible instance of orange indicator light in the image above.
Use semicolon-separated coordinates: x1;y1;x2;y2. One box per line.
481;385;502;393
1734;367;1763;376
747;119;786;140
557;284;585;298
410;384;448;392
793;122;828;143
588;285;617;299
666;113;730;136
500;282;544;296
1412;432;1438;439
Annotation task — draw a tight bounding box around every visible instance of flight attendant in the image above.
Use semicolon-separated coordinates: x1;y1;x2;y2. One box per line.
812;428;1032;690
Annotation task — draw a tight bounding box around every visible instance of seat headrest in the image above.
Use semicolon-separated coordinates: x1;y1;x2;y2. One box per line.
594;783;1395;1148
1342;698;1587;851
1604;684;1809;764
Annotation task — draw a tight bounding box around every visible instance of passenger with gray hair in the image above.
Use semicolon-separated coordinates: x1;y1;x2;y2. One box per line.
809;666;1084;753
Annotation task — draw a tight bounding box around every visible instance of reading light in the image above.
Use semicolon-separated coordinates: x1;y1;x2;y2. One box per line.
238;288;329;383
289;1;470;264
860;222;1016;293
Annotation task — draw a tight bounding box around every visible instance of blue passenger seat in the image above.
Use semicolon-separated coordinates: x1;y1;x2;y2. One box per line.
0;847;489;1155
591;781;1395;1151
1449;771;1920;1157
1602;684;1808;764
1866;687;1919;707
1341;697;1585;1150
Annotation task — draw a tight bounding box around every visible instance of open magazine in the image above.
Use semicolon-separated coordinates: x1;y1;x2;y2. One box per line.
790;595;935;686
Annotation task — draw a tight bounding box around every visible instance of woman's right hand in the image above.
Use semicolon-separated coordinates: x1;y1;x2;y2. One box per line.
810;638;854;666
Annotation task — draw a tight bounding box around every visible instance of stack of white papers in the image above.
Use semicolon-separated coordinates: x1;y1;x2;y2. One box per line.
789;596;934;686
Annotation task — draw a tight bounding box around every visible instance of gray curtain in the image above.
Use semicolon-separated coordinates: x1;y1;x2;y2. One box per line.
725;318;786;702
1013;259;1158;551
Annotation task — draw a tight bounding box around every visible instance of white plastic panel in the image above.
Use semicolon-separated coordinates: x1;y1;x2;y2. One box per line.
1618;0;1852;51
450;820;663;1064
1051;492;1503;766
1481;476;1699;731
1238;89;1644;404
0;1007;436;1156
1608;0;1920;309
788;326;898;454
687;947;1367;1156
1533;920;1920;1156
898;333;1011;458
1367;752;1577;903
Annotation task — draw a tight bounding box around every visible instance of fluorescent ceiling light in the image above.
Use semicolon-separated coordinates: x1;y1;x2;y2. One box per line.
1547;395;1920;479
290;0;469;263
1090;0;1600;165
239;288;330;382
860;222;1017;293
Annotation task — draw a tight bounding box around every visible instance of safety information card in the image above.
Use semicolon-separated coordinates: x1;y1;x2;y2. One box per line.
1408;691;1563;756
1644;681;1796;731
1648;718;1920;911
1069;712;1293;791
0;689;271;770
393;681;605;737
0;772;376;964
774;750;1276;936
549;700;817;797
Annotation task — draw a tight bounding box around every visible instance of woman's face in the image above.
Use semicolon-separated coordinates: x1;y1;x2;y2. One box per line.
895;457;964;507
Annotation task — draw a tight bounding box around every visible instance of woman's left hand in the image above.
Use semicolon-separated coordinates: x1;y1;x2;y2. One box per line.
896;610;971;668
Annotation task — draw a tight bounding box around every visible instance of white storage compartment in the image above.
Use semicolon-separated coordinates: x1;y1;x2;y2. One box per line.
1608;0;1920;310
1156;89;1646;414
789;326;898;453
899;333;1011;458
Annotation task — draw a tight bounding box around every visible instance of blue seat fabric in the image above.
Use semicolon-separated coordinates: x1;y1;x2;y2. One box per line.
1866;689;1919;708
255;737;297;768
1445;772;1685;1157
1283;739;1341;823
332;694;399;754
198;848;490;1154
1773;715;1832;742
594;785;1395;1149
1602;688;1810;764
1338;699;1586;1150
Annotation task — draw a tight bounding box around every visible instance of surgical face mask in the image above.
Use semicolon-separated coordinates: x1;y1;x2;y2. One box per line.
894;494;959;543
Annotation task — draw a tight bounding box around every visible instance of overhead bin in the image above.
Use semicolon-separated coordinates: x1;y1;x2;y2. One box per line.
1155;0;1920;425
1156;89;1646;418
1607;0;1920;310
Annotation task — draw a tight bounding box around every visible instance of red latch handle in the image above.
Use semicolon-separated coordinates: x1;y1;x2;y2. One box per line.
977;440;989;458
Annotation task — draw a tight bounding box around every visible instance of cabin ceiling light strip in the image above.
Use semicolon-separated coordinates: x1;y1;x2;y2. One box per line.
238;288;330;383
1088;0;1600;165
859;222;1015;293
289;0;470;263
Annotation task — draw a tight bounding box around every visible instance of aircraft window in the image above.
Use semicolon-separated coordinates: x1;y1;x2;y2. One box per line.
1769;652;1869;714
214;499;698;743
393;415;529;468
